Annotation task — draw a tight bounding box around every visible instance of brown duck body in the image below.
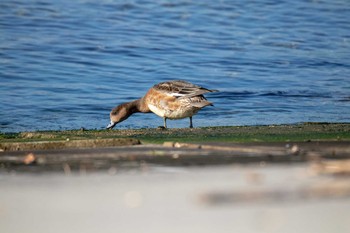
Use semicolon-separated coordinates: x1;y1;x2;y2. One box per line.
107;80;217;129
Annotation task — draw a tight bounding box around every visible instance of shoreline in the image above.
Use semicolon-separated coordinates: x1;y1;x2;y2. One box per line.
0;123;349;173
1;122;349;149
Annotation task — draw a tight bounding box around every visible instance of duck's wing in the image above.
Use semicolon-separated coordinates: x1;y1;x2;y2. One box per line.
188;95;214;108
153;80;218;98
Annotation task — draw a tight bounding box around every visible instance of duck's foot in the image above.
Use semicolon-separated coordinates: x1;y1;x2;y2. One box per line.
157;126;167;130
189;116;193;128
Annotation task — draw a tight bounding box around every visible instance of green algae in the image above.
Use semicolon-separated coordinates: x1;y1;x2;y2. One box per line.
1;123;349;146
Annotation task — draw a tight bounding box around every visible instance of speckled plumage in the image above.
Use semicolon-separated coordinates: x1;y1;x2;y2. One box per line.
107;80;217;129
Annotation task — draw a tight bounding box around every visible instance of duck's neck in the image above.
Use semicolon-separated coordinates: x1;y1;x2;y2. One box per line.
127;98;150;114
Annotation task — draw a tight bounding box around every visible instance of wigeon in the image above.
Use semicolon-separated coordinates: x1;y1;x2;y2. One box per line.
107;80;218;129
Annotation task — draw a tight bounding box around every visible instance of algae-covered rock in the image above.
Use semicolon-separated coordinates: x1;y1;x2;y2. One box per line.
0;138;140;151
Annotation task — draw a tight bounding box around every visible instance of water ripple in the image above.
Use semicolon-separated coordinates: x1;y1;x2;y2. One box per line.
1;0;350;132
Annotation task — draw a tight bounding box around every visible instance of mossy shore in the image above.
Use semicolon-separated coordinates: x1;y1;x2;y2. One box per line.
1;123;349;172
1;123;349;150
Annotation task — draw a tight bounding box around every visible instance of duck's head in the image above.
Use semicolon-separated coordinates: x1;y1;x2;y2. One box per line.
106;104;130;129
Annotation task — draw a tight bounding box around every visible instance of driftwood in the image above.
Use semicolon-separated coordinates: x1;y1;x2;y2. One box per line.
200;180;350;205
0;141;349;173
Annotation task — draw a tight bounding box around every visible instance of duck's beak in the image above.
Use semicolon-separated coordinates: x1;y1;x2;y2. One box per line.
106;121;116;129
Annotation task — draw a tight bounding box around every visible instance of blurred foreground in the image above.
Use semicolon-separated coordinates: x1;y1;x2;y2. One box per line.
1;140;350;233
1;162;350;233
1;124;350;232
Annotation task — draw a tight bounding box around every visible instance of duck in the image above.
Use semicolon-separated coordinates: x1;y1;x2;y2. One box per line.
106;80;218;129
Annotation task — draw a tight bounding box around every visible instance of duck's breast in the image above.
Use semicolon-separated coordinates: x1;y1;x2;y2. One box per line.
145;88;174;117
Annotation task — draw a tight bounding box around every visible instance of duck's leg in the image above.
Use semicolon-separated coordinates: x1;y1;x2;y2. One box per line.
163;117;167;128
189;116;193;128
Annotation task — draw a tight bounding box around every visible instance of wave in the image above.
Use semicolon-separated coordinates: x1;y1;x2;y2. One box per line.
213;90;333;99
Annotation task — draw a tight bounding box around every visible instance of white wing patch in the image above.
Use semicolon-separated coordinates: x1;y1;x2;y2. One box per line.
169;93;186;97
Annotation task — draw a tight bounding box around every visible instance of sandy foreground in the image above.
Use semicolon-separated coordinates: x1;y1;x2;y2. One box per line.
0;123;350;233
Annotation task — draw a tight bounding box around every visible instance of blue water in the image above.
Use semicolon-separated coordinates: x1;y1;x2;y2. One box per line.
1;0;350;132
